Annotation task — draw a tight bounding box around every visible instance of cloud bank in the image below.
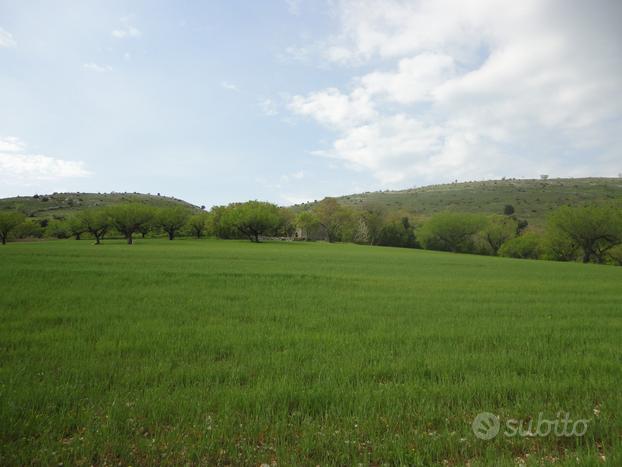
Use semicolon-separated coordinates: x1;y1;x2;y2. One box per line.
289;0;622;185
0;137;91;189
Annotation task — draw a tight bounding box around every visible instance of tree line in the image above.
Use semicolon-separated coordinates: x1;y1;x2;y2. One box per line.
1;199;621;265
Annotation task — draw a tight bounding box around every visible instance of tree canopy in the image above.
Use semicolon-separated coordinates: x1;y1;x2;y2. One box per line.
223;201;283;242
0;212;25;245
547;205;622;263
418;212;486;253
156;207;191;240
108;204;155;244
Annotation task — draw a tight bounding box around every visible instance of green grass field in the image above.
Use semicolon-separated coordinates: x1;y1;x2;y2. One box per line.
1;240;621;465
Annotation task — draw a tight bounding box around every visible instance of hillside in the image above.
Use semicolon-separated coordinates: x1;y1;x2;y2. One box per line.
0;192;201;220
294;177;622;228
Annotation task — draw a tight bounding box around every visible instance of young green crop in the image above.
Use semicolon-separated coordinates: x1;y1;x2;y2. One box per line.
1;239;620;465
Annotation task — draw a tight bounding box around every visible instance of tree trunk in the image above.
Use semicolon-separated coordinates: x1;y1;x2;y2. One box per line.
168;231;174;240
75;233;81;240
127;233;133;245
582;251;591;263
1;236;5;245
95;235;101;245
254;232;259;243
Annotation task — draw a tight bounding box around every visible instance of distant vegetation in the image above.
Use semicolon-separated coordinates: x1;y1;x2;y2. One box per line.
0;191;199;220
1;178;622;266
295;177;622;228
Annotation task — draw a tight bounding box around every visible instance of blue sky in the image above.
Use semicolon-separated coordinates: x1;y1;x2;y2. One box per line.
1;0;621;207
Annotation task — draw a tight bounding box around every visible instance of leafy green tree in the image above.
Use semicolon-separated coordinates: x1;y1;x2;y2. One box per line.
418;212;486;253
498;233;543;259
224;201;282;242
76;209;110;244
609;245;622;266
67;216;87;240
278;208;296;238
294;211;321;240
481;215;518;255
503;204;515;216
13;220;45;239
108;204;155;244
313;198;355;243
46;219;71;239
543;230;578;261
209;205;240;239
187;213;209;239
361;206;386;245
547;205;622;263
377;216;418;248
0;212;26;244
156;207;191;240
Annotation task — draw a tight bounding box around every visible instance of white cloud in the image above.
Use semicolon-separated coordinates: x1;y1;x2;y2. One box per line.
289;0;622;185
361;53;456;104
221;81;239;92
0;27;16;48
0;137;91;186
289;87;376;129
82;62;113;73
0;136;26;152
316;115;445;183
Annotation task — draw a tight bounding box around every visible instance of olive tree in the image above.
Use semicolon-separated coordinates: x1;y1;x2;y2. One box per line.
0;212;25;244
108;204;155;244
547;205;622;263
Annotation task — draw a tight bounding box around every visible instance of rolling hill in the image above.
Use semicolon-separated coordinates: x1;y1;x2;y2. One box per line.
2;178;622;227
0;192;201;220
294;177;622;228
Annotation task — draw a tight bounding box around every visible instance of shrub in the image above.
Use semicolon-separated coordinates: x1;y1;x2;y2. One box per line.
418;212;485;253
499;233;543;259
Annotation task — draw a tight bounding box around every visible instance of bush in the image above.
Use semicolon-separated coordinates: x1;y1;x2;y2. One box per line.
418;212;485;253
608;245;622;266
46;220;71;239
14;220;44;239
377;217;418;248
499;233;543;259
